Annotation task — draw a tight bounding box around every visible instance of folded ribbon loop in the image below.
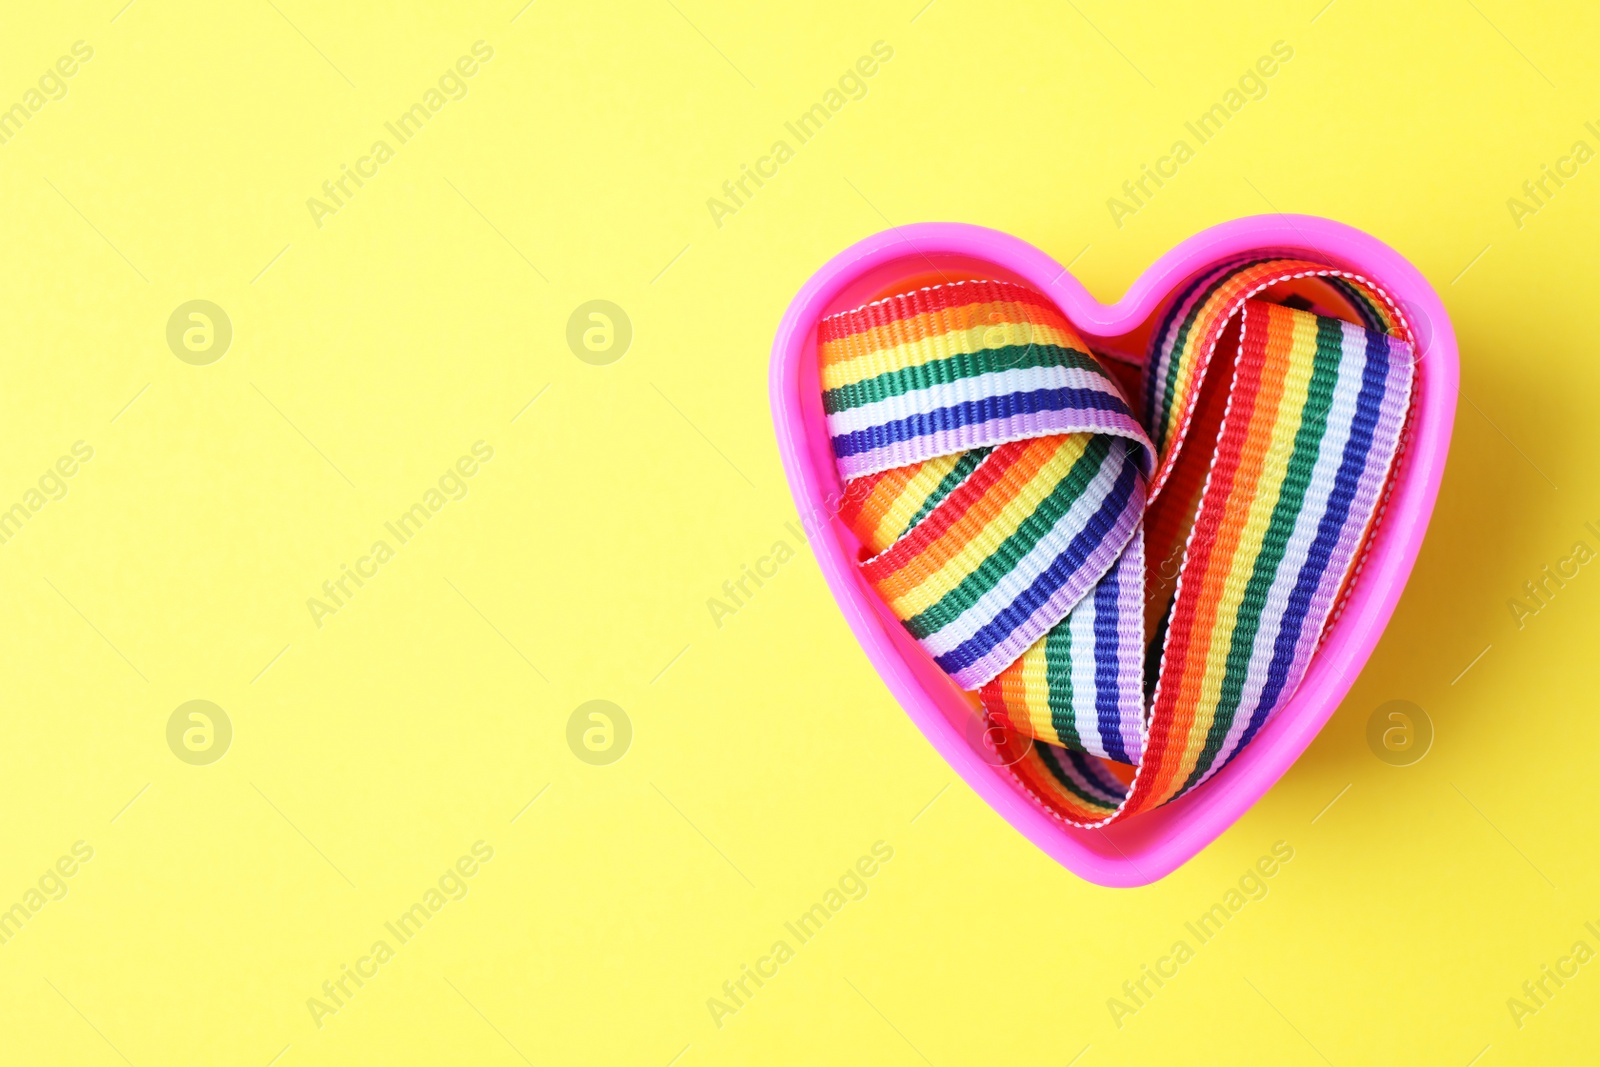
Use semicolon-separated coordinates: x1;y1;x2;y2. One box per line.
821;262;1415;827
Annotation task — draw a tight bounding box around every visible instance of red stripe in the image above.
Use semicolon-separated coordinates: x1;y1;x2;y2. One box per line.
860;443;1026;580
1122;324;1273;815
818;280;1064;344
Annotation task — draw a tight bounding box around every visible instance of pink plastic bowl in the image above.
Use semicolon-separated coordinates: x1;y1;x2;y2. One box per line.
770;216;1457;887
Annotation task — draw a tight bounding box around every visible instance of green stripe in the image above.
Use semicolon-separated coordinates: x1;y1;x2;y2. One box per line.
1032;746;1118;810
1143;596;1174;701
903;437;1113;640
1153;270;1235;452
823;343;1104;415
1069;748;1131;800
1325;276;1388;333
1180;312;1343;792
898;447;991;539
1045;623;1080;749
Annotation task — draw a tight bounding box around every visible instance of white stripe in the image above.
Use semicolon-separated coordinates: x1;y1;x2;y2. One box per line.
1067;583;1105;756
1110;537;1146;762
836;407;1150;480
953;489;1140;688
1059;546;1145;764
1207;316;1382;772
919;446;1126;659
825;364;1118;438
1149;264;1228;418
1045;746;1122;805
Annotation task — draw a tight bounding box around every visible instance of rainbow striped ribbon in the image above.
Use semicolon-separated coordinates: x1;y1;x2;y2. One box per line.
820;262;1414;827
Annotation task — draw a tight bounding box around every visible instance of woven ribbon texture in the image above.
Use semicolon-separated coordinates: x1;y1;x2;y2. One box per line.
820;260;1415;827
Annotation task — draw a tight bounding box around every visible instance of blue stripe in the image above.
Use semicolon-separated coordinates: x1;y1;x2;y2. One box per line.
1144;264;1228;426
1235;326;1395;751
1091;566;1131;763
1067;748;1129;803
1035;743;1120;807
829;386;1129;460
932;456;1138;676
1325;276;1387;334
1145;258;1266;437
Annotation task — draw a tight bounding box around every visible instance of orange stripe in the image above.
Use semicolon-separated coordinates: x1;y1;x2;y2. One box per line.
1012;750;1117;819
1156;264;1287;452
819;293;1068;369
842;467;915;540
1145;319;1293;802
862;444;1035;580
866;438;1062;599
983;659;1032;738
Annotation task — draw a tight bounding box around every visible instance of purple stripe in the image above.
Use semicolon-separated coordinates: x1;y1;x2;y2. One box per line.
836;407;1149;480
1145;262;1233;420
1109;544;1147;762
944;461;1143;687
1068;748;1131;801
1091;561;1131;763
1232;329;1411;754
830;386;1128;461
1039;743;1126;806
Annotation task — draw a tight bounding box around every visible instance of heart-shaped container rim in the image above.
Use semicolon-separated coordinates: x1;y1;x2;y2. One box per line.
770;215;1457;887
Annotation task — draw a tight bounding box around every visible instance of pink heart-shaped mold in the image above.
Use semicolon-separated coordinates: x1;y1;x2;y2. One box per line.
770;216;1456;887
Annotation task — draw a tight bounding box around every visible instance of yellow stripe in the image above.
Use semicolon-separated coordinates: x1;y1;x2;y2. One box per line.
862;454;964;554
879;436;1090;618
991;639;1056;746
821;319;1086;390
1169;307;1320;787
1160;272;1256;445
1019;638;1058;746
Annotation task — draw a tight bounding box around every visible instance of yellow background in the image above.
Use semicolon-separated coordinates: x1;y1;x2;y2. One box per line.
2;1;1597;1063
